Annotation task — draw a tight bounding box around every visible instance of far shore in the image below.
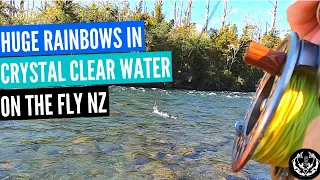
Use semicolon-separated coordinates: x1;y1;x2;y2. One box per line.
112;83;257;93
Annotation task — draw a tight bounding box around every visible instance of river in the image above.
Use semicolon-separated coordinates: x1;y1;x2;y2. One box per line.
0;86;271;179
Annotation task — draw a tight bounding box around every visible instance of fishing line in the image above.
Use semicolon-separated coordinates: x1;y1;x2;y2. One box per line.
251;68;320;168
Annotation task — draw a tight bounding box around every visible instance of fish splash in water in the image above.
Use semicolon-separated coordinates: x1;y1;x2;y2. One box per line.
153;103;177;120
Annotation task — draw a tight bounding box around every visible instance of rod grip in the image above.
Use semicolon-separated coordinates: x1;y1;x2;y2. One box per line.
243;42;287;76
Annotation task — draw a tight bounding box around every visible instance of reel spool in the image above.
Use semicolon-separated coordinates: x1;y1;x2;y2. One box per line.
231;32;320;172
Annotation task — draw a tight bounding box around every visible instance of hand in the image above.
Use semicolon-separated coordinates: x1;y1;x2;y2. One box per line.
302;117;320;180
287;0;320;44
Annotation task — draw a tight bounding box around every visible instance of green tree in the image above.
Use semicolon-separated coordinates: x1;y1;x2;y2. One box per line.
40;0;80;24
261;27;282;49
154;0;164;23
0;1;17;25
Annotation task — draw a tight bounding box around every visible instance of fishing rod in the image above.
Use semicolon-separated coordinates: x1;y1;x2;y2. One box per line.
231;2;320;180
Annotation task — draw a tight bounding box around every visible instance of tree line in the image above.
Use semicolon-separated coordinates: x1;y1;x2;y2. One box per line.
0;0;287;91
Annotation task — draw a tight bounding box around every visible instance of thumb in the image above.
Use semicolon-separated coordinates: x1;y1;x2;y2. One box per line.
302;116;320;155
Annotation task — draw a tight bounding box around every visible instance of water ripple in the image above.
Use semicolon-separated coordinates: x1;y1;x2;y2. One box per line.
0;86;269;179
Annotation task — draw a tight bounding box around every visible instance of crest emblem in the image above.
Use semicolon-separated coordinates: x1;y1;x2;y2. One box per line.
289;148;320;179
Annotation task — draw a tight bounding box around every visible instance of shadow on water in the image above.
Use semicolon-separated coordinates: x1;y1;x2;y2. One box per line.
0;86;270;179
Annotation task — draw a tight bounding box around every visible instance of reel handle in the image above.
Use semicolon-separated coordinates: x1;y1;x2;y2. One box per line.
244;42;287;76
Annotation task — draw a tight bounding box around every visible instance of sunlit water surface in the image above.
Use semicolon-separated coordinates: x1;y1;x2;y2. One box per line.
0;86;271;179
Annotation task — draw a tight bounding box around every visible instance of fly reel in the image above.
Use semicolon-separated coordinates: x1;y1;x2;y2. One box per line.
231;32;320;173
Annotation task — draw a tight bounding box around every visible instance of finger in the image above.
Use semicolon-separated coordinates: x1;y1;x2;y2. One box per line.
287;0;319;25
287;1;319;38
289;16;319;38
302;116;320;154
305;25;320;44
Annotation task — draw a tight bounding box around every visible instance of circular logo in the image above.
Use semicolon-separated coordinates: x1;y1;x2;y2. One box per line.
289;148;320;179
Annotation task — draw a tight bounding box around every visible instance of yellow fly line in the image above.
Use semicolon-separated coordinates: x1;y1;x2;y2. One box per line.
251;68;320;168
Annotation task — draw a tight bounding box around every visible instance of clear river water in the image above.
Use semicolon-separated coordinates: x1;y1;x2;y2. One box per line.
0;86;271;179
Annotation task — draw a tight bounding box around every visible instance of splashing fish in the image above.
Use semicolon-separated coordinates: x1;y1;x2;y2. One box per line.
153;103;177;120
